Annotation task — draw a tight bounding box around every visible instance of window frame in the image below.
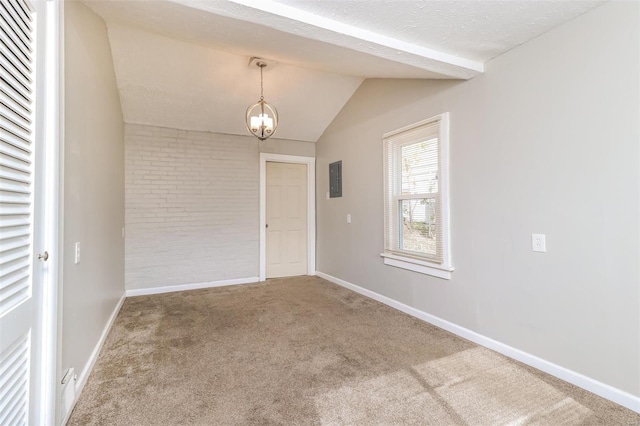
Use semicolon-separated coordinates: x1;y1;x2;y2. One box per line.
380;113;454;279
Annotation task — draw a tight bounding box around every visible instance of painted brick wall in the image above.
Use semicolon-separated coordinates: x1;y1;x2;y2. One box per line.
125;124;314;290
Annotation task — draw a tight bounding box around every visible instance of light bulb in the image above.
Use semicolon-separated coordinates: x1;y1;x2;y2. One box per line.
250;116;261;132
264;116;273;131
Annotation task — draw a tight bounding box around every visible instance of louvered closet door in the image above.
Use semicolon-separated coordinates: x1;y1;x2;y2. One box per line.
0;0;45;425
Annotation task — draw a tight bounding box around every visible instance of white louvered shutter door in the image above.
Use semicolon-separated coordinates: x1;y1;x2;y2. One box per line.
0;0;40;425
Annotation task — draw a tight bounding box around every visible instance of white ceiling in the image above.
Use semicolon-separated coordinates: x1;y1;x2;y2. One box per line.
270;0;605;63
106;24;362;142
84;0;605;142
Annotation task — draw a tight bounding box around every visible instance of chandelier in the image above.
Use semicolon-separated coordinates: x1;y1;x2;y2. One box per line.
246;58;278;140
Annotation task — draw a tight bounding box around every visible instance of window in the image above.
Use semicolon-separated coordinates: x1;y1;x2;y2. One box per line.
381;113;453;279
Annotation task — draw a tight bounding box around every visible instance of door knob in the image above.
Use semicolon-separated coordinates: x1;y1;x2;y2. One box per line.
266;224;269;228
38;251;49;261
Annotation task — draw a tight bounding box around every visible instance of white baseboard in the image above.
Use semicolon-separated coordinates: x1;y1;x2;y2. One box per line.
62;292;126;425
315;271;640;413
125;277;260;297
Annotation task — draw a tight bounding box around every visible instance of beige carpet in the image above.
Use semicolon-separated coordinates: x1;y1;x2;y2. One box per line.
69;276;639;425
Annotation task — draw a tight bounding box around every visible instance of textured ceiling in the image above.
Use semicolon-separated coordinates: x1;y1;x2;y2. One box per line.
271;0;606;62
107;25;363;142
85;0;462;79
84;0;606;142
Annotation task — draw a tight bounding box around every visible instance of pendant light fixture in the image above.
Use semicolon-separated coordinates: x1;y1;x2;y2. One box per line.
246;58;278;140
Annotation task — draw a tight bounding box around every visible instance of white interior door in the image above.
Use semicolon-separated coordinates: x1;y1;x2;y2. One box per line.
0;0;47;424
266;162;308;278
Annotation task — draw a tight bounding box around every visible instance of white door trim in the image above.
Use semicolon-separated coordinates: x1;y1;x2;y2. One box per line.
41;0;63;424
260;153;315;281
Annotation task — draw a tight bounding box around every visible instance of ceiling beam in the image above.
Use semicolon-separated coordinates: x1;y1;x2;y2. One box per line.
169;0;484;80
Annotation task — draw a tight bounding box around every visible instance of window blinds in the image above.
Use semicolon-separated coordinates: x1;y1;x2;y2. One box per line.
383;118;444;264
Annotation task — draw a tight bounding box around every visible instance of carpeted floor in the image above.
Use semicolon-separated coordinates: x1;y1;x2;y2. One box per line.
69;276;640;425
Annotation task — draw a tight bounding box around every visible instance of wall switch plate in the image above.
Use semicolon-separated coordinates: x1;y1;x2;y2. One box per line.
347;214;351;224
326;191;330;200
532;234;546;252
75;242;80;264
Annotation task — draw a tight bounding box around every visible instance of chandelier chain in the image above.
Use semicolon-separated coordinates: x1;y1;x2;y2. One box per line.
260;65;264;101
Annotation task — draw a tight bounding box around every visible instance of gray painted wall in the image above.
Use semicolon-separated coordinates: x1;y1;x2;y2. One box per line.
315;1;639;396
124;124;315;290
62;0;125;406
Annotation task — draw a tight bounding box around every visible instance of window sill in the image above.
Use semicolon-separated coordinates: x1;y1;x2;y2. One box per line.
380;253;454;280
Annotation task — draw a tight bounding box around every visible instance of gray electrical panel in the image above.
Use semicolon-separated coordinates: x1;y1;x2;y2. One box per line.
329;161;342;198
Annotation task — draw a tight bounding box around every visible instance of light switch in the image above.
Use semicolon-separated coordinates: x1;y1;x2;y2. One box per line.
347;214;351;224
75;242;80;264
532;234;546;253
326;191;330;200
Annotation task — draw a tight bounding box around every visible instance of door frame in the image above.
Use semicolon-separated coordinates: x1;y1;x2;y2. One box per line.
42;0;63;424
259;153;315;281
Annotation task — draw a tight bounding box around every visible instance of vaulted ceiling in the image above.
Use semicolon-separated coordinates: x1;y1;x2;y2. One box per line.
84;0;605;142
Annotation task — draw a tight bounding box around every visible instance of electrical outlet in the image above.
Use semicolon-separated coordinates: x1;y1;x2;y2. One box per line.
61;368;76;420
532;234;546;253
347;214;351;224
75;242;80;264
